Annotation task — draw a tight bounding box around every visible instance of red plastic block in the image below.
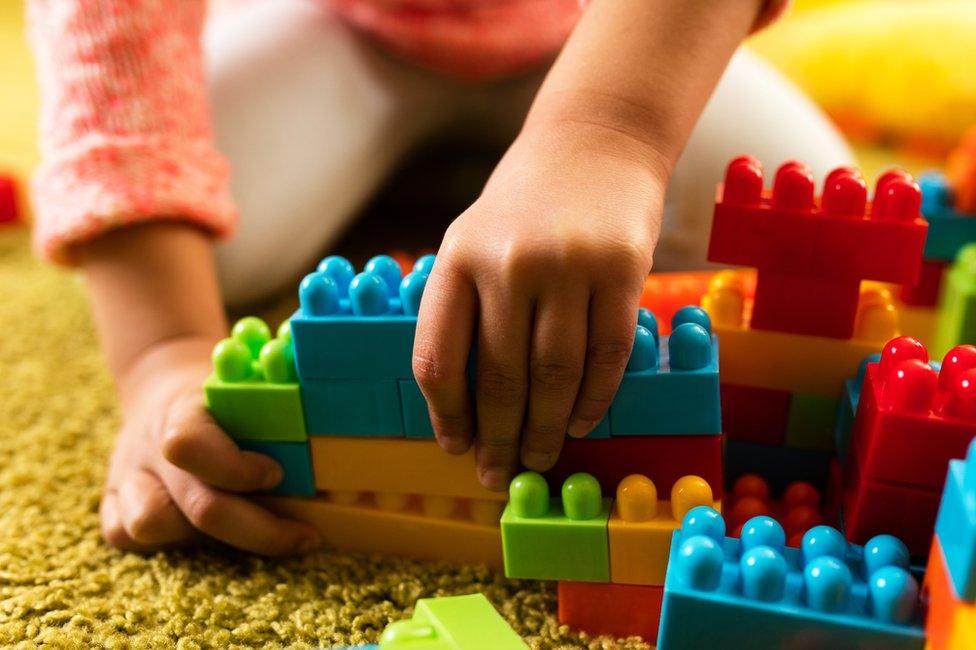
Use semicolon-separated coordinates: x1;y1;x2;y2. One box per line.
724;474;833;547
842;446;941;555
900;259;948;307
720;383;791;445
850;337;976;491
0;175;18;224
557;581;663;643
708;157;927;339
545;435;724;499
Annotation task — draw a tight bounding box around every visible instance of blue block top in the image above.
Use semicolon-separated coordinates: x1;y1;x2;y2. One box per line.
664;507;924;635
627;305;717;376
919;172;976;260
920;172;972;221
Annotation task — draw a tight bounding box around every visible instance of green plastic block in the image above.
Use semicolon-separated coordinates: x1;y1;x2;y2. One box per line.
935;243;976;358
380;594;526;650
784;393;840;452
203;317;307;442
500;471;610;582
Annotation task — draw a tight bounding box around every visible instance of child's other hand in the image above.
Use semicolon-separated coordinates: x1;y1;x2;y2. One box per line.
100;337;321;555
414;123;667;491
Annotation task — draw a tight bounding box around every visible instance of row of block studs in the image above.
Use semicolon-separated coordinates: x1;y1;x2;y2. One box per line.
323;490;505;526
213;317;297;384
725;474;827;547
627;305;713;373
300;253;435;318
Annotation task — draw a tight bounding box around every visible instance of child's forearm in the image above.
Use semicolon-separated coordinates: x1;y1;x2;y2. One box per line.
525;0;767;175
78;223;227;395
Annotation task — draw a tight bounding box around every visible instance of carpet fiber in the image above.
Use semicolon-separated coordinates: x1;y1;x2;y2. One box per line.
0;227;648;649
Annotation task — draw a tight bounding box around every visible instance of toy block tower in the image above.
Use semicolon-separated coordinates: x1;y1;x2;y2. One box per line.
923;439;976;650
657;508;925;649
841;336;976;555
703;156;928;494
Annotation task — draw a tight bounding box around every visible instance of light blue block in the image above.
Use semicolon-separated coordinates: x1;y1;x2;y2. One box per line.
609;332;720;435
920;172;976;262
658;514;925;650
934;440;976;602
302;378;403;436
238;441;315;495
400;379;434;439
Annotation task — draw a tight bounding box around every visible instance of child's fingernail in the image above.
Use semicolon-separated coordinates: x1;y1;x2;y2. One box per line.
263;466;283;489
481;467;511;491
297;534;321;554
522;451;555;471
567;421;595;438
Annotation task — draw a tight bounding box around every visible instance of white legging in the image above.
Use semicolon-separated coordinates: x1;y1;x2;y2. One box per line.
205;0;853;306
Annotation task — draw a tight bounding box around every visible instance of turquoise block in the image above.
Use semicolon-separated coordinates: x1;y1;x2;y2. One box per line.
400;380;434;439
920;172;976;262
302;378;403;436
238;441;315;495
934;440;976;602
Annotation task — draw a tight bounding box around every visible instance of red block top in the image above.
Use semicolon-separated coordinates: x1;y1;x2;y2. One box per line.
872;337;976;421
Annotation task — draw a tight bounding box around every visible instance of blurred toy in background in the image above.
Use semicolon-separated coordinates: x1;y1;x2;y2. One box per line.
0;173;19;225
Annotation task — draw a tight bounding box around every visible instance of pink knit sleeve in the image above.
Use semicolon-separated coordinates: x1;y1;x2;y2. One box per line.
27;0;237;265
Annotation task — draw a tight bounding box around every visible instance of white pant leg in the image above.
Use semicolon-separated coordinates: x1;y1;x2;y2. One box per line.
204;0;456;306
655;48;855;271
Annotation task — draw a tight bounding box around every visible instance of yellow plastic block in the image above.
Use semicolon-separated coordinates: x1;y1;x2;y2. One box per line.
950;599;976;650
263;491;503;568
608;474;720;586
702;272;897;397
895;300;937;351
309;437;506;501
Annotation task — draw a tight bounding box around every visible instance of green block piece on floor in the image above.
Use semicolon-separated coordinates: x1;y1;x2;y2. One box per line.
238;440;315;495
935;243;976;358
500;471;611;582
380;594;527;650
203;317;307;442
784;392;839;452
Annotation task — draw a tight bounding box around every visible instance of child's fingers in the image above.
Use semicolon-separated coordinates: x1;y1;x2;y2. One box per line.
116;466;196;547
567;285;639;437
519;292;587;471
159;463;321;556
160;399;284;492
413;261;476;454
473;288;531;491
100;489;146;552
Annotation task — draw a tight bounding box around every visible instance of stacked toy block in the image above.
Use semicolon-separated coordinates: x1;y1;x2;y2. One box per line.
703;156;927;492
724;474;836;547
935;242;976;358
657;508;925;649
924;439;976;650
841;336;976;556
501;470;719;644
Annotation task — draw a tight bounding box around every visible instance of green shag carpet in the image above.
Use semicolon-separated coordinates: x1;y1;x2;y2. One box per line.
0;227;649;649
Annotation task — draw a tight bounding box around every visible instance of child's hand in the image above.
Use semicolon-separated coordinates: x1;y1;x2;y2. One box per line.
100;336;321;555
414;123;667;491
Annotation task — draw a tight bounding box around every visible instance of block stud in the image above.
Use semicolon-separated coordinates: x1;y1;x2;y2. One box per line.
721;155;764;206
784;507;822;542
772;161;815;212
878;336;928;385
508;471;549;518
862;534;910;578
881;359;937;414
626;324;658;372
700;270;745;329
804;556;852;613
868;566;918;624
670;475;713;521
232;316;271;358
741;516;785;553
783;481;820;511
299;271;341;316
941;367;976;421
400;271;428;317
637;308;660;345
365;254;403;298
350;272;391;316
801;525;847;565
675;535;724;591
740;546;787;602
277;320;292;344
671;305;711;334
732;474;770;503
561;473;602;520
853;286;899;342
317;255;355;297
668;323;712;371
822;168;867;217
259;338;298;383
615;474;658;522
873;174;922;221
680;505;726;543
212;338;253;382
414;254;437;276
938;345;976;391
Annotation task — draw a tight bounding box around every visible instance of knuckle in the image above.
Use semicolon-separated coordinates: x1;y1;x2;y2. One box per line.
181;490;221;530
412;352;453;394
478;364;526;406
530;359;582;391
587;337;634;369
160;425;196;466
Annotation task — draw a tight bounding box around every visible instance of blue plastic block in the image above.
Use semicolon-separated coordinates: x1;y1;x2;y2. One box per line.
291;255;431;380
920;172;976;262
400;379;434;439
302;378;403;436
658;511;925;650
238;440;315;495
934;439;976;602
725;439;832;495
609;308;721;435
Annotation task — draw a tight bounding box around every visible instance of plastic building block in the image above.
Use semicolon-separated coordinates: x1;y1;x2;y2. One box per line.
849;338;976;492
302;378;403;436
500;472;611;582
934;439;976;602
658;510;925;650
308;437;506;501
545;434;724;499
640;270;752;335
784;392;840;452
557;581;664;643
609;307;721;435
400;380;435;439
919;173;976;262
834;355;879;464
895;302;938;354
264;492;503;568
0;174;17;224
203;317;307;442
701;271;897;397
290;254;433;380
948;126;976;214
379;594;526;649
720;383;790;445
935;244;976;357
725;439;833;495
239;441;315;495
924;538;976;650
708;157;927;339
608;474;719;585
724;475;832;547
900;259;948;307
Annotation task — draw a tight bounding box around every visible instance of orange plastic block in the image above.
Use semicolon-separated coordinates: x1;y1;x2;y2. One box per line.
701;271;898;397
608;474;719;586
264;491;503;568
309;437;506;501
925;537;976;650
